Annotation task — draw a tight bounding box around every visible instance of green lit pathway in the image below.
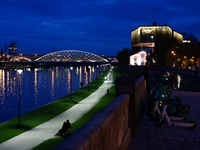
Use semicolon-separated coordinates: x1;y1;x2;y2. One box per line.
0;71;113;150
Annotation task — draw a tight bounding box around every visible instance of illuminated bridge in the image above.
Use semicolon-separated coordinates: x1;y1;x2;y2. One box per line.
1;50;110;70
35;50;108;63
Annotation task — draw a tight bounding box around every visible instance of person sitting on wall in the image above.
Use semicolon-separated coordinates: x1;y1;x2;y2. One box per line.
56;120;71;136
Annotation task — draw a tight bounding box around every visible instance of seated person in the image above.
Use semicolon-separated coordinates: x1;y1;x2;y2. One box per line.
56;120;71;136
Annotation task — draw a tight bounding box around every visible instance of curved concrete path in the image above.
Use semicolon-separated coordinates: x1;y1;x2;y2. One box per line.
0;71;113;150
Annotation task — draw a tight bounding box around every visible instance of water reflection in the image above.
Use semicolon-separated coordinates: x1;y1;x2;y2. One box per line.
0;70;5;104
76;66;78;75
68;69;71;93
34;71;38;105
51;71;55;98
0;66;105;123
79;66;82;88
85;67;88;85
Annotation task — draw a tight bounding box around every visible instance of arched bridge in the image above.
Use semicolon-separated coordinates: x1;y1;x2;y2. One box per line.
35;50;108;63
1;50;110;70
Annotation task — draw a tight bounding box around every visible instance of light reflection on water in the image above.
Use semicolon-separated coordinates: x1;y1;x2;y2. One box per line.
0;66;104;123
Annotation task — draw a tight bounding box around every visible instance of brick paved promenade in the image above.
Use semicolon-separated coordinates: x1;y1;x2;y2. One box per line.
127;89;200;150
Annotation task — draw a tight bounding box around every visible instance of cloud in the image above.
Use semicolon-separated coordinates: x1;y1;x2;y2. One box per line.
0;0;199;55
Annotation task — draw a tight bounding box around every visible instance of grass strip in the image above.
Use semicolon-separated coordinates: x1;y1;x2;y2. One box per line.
0;67;110;143
32;66;127;150
32;85;116;150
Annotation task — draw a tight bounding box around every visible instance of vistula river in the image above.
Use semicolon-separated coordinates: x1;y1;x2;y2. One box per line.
0;66;105;123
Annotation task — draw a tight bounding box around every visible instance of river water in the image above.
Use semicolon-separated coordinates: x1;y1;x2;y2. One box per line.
0;66;105;123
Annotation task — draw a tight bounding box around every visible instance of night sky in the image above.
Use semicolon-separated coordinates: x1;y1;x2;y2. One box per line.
0;0;200;56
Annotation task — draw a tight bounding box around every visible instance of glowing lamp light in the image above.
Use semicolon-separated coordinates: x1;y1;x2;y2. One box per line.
17;69;23;127
17;69;23;75
70;67;73;70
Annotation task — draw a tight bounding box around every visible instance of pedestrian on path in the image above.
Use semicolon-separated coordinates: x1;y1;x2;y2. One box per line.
80;81;83;87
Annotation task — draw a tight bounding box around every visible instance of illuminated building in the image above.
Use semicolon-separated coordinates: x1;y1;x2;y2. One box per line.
130;51;147;66
8;41;17;55
182;33;199;61
131;23;183;54
182;33;198;44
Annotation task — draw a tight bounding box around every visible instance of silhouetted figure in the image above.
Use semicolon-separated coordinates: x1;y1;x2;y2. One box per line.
107;89;109;94
80;81;83;87
56;120;71;136
109;76;111;80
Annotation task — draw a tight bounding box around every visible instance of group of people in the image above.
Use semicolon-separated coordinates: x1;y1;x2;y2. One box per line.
56;120;71;136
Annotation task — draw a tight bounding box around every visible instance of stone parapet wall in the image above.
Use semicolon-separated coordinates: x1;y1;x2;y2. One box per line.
134;75;146;120
54;75;147;150
54;94;131;150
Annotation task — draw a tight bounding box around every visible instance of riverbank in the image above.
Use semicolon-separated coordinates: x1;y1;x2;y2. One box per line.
0;67;110;143
0;66;127;149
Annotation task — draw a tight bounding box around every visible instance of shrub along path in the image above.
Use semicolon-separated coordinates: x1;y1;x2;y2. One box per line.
0;70;113;150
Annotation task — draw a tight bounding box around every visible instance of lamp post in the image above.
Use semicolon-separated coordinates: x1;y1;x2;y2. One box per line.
17;69;23;127
87;66;90;91
96;65;98;85
70;67;73;101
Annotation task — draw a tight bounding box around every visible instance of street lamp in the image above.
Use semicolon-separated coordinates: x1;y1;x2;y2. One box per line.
96;65;99;85
87;66;90;91
70;67;73;101
17;69;23;126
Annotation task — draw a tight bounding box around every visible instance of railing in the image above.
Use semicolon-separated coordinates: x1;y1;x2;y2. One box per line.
123;65;200;91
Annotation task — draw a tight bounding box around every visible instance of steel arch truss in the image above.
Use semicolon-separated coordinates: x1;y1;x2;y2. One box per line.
35;50;108;62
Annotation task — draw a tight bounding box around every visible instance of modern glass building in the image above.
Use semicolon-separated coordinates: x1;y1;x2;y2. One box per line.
131;24;183;54
182;33;199;44
182;33;199;60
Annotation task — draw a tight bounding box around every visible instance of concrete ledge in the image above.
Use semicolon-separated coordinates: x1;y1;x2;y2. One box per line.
119;127;131;150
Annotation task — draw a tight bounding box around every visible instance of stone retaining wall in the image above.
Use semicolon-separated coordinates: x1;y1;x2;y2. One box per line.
134;76;146;122
54;76;146;150
54;94;131;150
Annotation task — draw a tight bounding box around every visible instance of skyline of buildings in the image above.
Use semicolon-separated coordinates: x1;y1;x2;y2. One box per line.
1;23;200;58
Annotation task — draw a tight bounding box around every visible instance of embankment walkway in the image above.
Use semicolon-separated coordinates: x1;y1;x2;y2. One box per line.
127;89;200;150
0;72;113;150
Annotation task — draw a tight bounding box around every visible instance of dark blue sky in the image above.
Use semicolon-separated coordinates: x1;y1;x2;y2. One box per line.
0;0;200;56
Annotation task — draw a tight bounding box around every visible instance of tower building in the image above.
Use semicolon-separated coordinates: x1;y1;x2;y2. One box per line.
8;41;17;55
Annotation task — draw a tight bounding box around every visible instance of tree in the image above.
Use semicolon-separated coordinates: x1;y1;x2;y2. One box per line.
154;33;181;66
116;48;131;65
